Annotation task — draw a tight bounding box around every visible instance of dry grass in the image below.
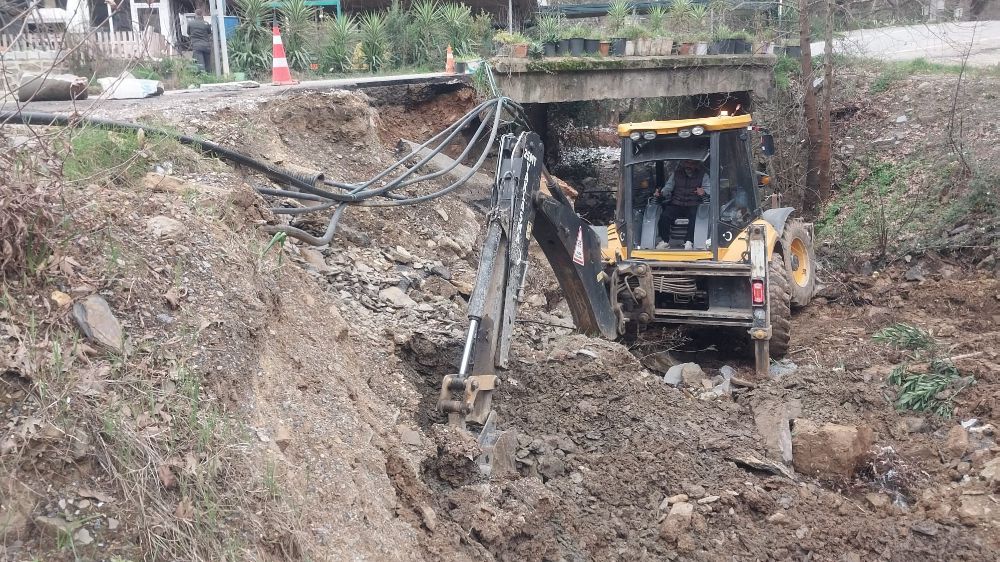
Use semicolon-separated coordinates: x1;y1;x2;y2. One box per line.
0;125;300;561
0;154;61;279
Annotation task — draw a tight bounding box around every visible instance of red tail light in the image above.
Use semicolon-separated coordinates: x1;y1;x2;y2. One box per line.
751;280;766;305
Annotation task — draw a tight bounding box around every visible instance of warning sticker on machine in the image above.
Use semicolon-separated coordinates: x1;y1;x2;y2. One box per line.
573;226;585;266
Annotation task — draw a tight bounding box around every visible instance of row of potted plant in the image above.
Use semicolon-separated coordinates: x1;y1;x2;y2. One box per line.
495;27;782;59
494;1;804;60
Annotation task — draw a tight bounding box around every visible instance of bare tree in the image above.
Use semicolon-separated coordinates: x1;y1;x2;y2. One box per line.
817;0;834;202
799;0;821;213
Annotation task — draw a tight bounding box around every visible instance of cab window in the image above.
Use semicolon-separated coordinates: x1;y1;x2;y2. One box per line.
716;130;758;246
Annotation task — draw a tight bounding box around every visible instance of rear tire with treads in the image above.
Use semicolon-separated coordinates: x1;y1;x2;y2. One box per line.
781;219;816;308
769;256;792;358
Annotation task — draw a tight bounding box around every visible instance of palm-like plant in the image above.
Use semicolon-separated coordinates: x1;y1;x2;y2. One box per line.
647;5;668;34
359;11;390;72
535;13;561;44
408;0;443;66
230;0;272;76
321;14;356;73
688;4;708;32
278;0;317;70
440;2;474;55
384;0;413;67
669;0;693;32
607;0;631;36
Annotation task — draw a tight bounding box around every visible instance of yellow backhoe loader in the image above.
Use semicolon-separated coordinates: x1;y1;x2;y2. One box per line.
437;114;817;473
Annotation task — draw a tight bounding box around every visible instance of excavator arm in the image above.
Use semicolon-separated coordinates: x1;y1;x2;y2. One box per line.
436;132;617;474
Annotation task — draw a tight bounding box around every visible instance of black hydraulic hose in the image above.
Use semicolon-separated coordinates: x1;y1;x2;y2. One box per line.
2;91;527;246
0;111;324;193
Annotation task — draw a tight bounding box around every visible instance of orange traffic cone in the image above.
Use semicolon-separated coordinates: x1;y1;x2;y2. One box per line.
445;44;455;74
271;26;298;86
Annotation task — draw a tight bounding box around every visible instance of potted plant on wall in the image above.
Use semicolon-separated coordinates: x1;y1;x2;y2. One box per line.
536;14;561;57
606;0;631;56
709;24;733;54
622;24;645;56
495;30;532;58
731;29;752;54
693;31;710;55
652;27;674;56
566;24;588;56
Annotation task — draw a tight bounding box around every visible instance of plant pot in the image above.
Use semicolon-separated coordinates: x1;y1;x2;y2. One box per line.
695;41;709;55
558;39;570;55
543;42;557;57
784;45;801;58
635;37;653;56
598;41;611;56
455;61;467;73
624;40;635;56
678;42;694;55
652;38;673;56
734;39;751;54
584;39;600;54
512;43;529;58
569;37;585;56
610;37;626;56
710;38;737;54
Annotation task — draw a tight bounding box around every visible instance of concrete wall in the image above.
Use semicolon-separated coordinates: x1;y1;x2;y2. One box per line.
493;55;775;104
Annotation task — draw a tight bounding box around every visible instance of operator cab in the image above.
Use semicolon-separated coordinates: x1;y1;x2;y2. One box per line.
617;115;762;258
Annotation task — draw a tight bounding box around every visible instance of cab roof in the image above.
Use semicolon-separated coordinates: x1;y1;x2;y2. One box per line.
617;114;753;137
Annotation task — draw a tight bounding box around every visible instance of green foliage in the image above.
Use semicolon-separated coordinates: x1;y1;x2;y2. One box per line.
870;58;965;93
535;13;561;44
383;0;412;67
773;55;798;91
321;14;356;73
278;0;317;71
873;323;973;418
646;6;667;33
440;2;474;54
134;57;225;87
887;361;964;417
873;323;933;350
688;4;707;28
229;0;272;77
607;0;631;35
494;30;531;44
358;11;390;72
470;11;494;57
63;128;143;184
409;0;443;66
621;24;649;40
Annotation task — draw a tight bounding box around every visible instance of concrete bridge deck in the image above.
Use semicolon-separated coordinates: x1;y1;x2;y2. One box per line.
492;55;776;104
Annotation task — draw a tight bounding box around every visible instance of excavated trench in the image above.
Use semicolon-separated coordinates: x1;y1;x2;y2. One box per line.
172;87;999;561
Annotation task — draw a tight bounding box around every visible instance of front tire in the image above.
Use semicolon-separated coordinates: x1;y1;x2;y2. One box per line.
781;219;817;308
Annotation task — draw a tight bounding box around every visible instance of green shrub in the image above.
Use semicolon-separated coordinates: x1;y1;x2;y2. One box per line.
408;0;443;66
278;0;317;70
441;2;474;55
359;11;390;72
321;14;356;72
229;0;272;77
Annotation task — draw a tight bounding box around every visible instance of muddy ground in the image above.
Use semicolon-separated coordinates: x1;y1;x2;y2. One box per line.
2;79;998;562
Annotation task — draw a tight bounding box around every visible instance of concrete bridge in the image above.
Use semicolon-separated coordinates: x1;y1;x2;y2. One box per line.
492;55;775;104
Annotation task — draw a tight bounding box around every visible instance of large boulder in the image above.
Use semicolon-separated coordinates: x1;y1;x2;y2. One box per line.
791;419;874;478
